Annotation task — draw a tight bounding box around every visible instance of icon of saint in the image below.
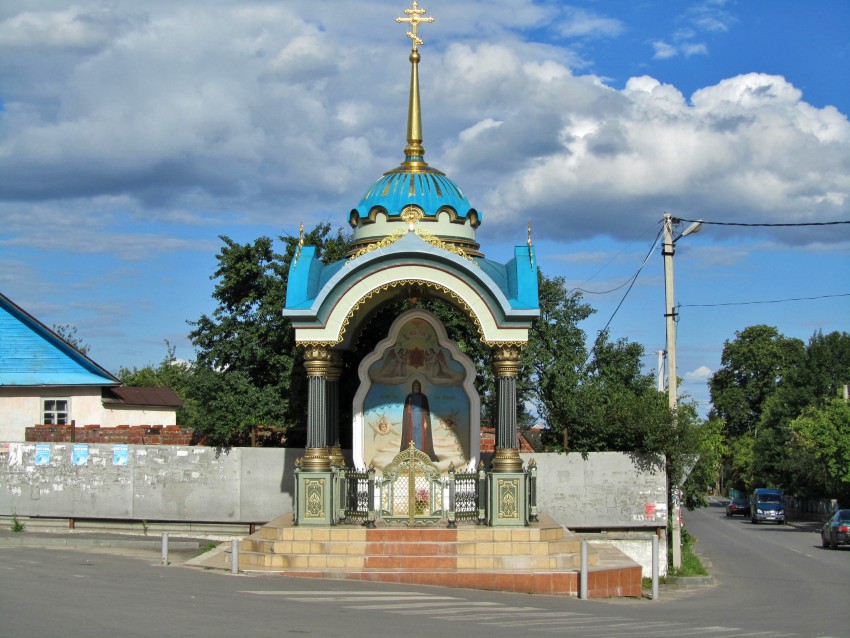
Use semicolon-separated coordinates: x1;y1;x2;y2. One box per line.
400;379;438;460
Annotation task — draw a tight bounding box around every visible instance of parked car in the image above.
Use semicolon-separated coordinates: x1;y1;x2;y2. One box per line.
726;497;751;517
821;509;850;549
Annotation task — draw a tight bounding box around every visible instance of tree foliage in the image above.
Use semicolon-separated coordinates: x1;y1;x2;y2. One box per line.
186;223;353;445
709;325;805;437
708;326;850;499
117;343;200;430
789;399;850;502
52;323;91;357
526;272;684;458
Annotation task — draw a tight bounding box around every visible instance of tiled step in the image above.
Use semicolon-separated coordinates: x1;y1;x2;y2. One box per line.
188;511;642;598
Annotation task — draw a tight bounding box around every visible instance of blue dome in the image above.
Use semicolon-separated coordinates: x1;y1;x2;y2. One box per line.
351;163;479;224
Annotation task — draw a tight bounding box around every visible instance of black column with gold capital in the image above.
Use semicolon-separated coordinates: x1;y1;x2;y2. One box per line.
302;346;333;471
488;344;528;526
491;345;523;472
327;352;345;467
295;346;338;526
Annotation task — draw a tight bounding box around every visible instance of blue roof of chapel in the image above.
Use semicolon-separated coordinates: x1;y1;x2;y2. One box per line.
352;163;478;222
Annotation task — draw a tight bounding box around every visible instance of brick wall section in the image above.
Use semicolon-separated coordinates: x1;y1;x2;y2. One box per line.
479;427;534;453
25;424;198;445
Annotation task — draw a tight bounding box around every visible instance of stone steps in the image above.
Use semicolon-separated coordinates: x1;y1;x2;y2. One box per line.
188;511;642;598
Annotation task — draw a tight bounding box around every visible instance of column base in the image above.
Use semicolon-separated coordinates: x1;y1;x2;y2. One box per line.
301;447;332;471
487;470;528;526
295;469;336;526
328;445;345;468
491;447;523;472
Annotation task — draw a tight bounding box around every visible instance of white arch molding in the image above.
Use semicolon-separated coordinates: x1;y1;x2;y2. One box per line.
291;264;531;347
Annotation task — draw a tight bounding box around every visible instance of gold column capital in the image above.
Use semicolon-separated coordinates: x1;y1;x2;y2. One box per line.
303;346;335;376
492;344;523;377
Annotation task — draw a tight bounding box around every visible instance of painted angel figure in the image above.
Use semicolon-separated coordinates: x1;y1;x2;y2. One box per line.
369;413;400;441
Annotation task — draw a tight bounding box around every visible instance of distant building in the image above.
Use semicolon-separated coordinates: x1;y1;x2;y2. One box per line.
0;291;182;441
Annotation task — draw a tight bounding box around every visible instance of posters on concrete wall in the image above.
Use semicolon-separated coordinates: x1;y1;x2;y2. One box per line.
72;444;89;466
34;443;50;465
113;444;129;466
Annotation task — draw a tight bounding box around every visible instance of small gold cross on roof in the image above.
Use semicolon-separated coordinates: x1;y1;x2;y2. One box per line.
396;1;434;51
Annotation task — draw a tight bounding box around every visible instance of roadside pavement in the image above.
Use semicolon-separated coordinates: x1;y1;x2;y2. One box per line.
0;525;216;563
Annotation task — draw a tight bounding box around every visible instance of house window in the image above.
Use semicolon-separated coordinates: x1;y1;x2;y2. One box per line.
43;399;70;425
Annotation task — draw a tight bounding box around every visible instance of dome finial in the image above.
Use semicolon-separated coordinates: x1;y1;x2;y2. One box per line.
396;2;434;163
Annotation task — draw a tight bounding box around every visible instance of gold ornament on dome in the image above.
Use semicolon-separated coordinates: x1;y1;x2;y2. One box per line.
401;205;424;229
415;226;479;266
293;221;305;266
346;227;408;263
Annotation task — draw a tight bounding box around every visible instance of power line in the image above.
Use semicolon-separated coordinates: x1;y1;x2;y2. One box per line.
681;293;850;308
675;218;850;228
572;222;661;294
596;229;663;336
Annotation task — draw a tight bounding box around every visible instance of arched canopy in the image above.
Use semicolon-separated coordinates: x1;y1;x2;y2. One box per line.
283;232;538;349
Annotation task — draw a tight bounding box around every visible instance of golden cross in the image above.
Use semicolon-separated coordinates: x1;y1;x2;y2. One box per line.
396;1;434;51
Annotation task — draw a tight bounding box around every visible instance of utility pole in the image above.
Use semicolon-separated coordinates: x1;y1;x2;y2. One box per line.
662;213;682;570
657;350;665;393
662;212;702;570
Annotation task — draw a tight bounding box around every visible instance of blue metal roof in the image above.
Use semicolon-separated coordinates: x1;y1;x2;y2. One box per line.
352;164;478;222
0;292;119;386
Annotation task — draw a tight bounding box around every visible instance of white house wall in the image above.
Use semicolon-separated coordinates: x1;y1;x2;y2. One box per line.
0;386;177;442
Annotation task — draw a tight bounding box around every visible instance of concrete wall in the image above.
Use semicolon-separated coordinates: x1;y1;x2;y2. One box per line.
524;451;668;529
0;443;666;531
0;442;300;523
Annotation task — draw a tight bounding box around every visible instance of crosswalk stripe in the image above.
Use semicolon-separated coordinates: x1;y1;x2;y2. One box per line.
387;605;541;616
350;601;498;610
239;590;449;597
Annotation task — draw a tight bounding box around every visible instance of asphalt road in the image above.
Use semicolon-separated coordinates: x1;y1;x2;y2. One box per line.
1;503;847;638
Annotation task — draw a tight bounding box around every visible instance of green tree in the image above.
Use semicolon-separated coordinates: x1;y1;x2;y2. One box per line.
526;272;682;457
523;273;592;451
52;324;90;357
187;223;353;445
758;330;850;432
789;398;850;501
708;325;805;438
117;343;199;430
687;417;728;495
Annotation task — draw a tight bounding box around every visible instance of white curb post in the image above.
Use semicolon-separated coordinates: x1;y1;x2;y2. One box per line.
231;537;239;575
161;532;169;566
579;541;588;599
652;534;659;600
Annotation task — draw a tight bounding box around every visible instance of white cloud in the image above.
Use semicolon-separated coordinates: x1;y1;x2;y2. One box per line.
0;1;847;256
0;7;129;50
652;41;678;60
684;365;713;382
557;8;623;39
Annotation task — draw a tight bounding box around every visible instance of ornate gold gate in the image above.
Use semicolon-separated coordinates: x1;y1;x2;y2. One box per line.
379;442;443;526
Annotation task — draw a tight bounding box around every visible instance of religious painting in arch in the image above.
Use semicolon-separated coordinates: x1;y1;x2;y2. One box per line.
353;309;480;474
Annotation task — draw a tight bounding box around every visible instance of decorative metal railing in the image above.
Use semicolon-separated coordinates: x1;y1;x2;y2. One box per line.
340;467;370;525
449;463;485;525
337;452;537;528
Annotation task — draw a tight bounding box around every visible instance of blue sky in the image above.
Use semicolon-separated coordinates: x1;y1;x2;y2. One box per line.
1;0;848;416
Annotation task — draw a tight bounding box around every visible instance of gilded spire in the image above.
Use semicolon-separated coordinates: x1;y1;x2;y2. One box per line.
396;2;434;163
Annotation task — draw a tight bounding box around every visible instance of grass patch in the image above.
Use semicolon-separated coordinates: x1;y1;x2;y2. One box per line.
10;513;25;533
668;527;709;577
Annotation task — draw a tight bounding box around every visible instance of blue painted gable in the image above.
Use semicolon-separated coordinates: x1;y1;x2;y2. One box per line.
0;292;118;386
